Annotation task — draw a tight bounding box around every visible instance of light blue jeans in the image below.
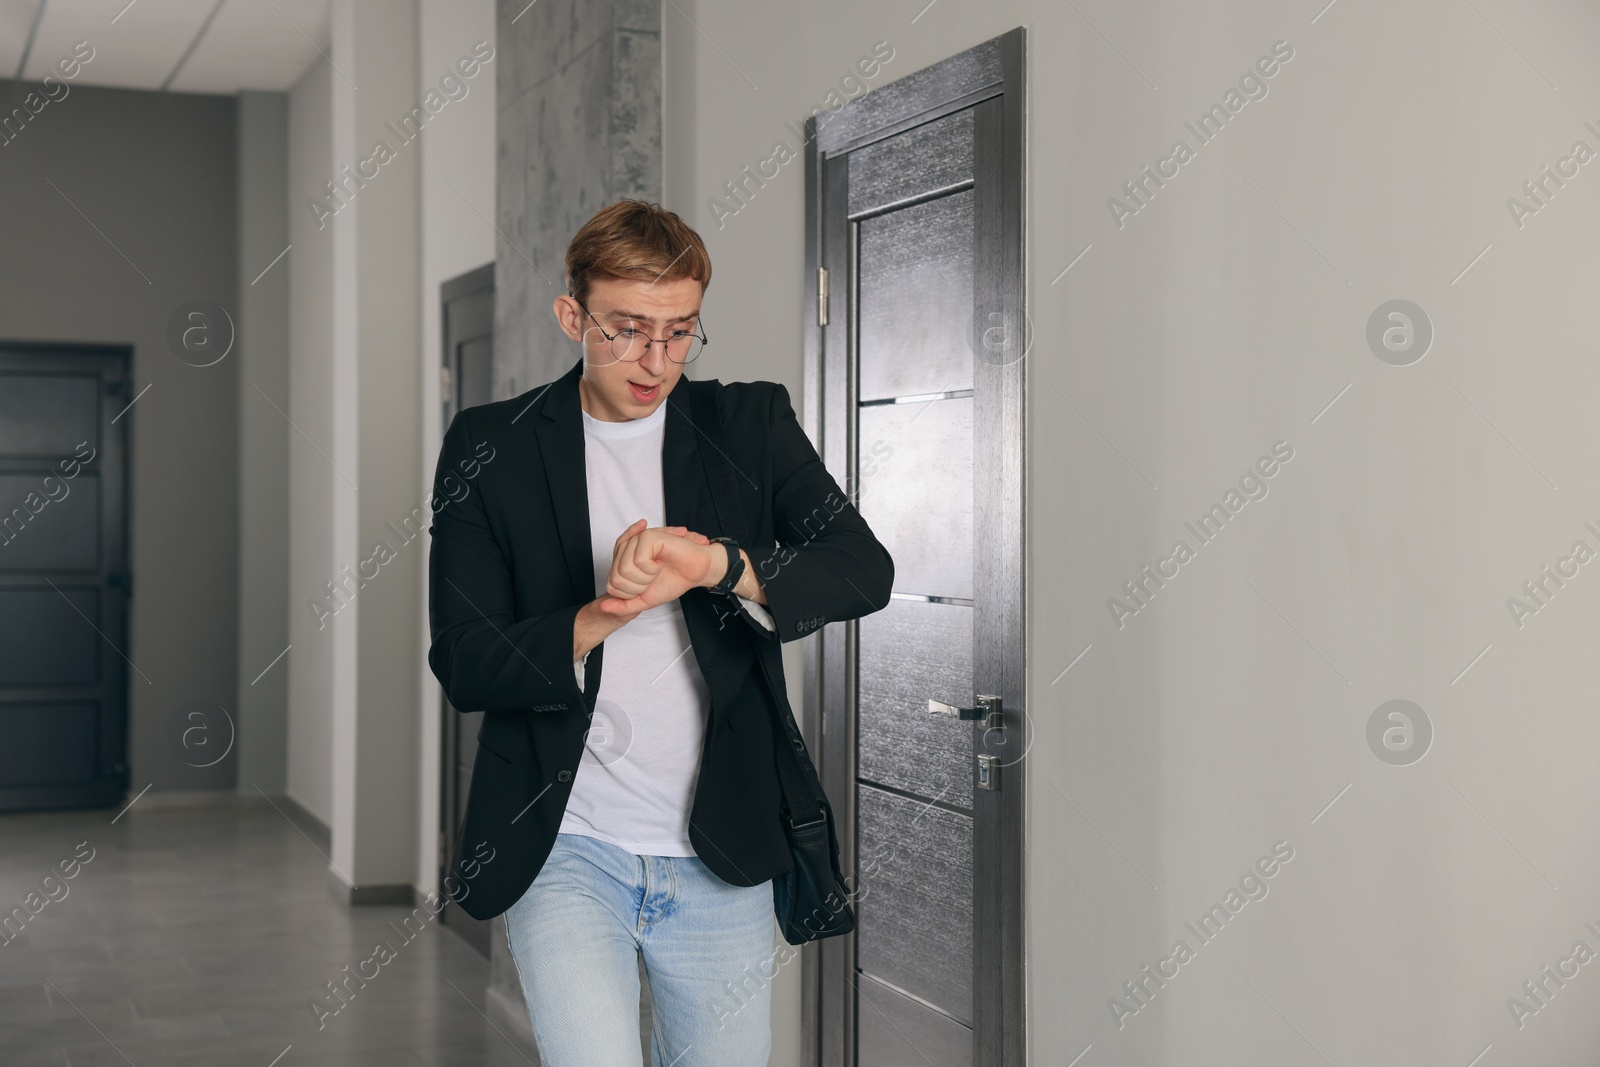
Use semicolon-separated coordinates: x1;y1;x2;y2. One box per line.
504;832;778;1066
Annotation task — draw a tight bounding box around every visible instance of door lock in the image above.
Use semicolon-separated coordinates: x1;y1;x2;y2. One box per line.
977;754;1000;791
927;694;1003;731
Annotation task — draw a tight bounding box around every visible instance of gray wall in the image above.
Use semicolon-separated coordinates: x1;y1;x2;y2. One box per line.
494;0;662;398
235;90;291;795
0;78;240;795
665;2;1600;1064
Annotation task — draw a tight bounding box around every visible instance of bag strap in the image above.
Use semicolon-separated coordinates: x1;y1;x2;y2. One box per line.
687;381;827;831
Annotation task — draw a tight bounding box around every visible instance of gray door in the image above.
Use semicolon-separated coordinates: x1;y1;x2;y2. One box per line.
0;344;130;812
806;30;1027;1067
439;263;496;957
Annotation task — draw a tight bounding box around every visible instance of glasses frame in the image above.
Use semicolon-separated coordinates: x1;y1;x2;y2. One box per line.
577;301;709;365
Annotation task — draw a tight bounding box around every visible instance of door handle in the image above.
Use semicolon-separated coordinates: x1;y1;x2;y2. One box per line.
928;695;1005;792
927;694;1003;731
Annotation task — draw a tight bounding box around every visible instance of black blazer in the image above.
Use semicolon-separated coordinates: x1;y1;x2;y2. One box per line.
427;358;894;920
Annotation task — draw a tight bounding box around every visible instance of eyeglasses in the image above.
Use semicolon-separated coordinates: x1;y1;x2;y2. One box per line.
578;302;708;365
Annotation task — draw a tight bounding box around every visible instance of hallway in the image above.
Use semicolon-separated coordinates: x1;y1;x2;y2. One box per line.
11;0;1600;1060
0;799;533;1066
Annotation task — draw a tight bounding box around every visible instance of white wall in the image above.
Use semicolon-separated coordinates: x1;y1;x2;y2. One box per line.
666;1;1600;1063
286;57;335;825
415;0;498;896
287;0;496;892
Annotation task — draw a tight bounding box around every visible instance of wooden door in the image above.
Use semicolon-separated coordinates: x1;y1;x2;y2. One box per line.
0;343;131;812
804;29;1027;1067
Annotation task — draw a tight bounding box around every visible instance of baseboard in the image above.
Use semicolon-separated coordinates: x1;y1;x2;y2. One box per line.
325;868;415;907
272;793;332;854
133;788;241;811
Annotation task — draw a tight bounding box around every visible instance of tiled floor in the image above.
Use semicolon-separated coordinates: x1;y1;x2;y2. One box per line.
0;796;541;1066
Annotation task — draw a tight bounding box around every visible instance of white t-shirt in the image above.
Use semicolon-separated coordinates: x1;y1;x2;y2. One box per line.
557;399;772;856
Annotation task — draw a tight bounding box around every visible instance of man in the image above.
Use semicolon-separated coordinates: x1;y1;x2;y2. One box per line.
426;199;894;1065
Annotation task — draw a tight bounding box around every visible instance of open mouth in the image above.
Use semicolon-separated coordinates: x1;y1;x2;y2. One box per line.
628;380;660;403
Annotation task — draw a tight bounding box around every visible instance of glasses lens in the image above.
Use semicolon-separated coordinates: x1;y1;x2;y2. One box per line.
608;331;646;363
670;335;703;364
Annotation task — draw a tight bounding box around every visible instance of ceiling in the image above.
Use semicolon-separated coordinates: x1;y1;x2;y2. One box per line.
1;0;332;94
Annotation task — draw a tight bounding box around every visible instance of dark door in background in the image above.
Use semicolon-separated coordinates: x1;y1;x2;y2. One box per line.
438;263;496;958
803;30;1027;1067
0;343;130;812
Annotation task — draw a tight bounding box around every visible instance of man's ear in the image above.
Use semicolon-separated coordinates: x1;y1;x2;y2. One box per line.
553;295;585;342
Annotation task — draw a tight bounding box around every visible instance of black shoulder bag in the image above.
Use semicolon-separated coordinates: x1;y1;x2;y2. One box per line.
688;379;856;946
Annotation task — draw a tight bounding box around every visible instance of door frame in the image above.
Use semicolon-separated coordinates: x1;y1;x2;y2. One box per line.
437;261;496;958
800;27;1028;1067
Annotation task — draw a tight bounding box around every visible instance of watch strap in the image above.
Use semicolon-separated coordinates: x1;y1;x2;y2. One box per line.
708;536;744;597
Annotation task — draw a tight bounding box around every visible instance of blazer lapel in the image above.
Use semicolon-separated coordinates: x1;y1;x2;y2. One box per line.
664;379;758;709
531;358;595;603
662;380;711;536
669;377;756;691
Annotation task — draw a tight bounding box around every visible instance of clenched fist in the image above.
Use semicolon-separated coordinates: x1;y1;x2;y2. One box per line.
597;519;718;616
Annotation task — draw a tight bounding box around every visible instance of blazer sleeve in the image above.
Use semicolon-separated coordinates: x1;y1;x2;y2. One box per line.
742;382;895;642
427;409;584;714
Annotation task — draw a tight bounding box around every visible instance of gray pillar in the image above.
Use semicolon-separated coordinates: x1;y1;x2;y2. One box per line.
494;0;662;400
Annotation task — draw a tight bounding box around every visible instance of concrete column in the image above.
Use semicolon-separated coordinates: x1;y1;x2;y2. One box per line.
495;0;662;398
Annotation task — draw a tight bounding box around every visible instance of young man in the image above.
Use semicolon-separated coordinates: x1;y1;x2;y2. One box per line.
426;200;894;1065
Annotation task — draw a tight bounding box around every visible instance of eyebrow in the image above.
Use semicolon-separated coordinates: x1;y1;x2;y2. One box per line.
599;307;701;326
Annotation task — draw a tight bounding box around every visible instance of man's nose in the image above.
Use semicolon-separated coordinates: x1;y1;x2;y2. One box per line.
639;343;670;376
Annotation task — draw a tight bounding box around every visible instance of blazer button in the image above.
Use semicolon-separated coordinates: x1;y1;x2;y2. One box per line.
558;770;572;782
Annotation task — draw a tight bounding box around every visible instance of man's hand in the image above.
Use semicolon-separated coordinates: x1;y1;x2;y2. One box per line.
597;519;719;615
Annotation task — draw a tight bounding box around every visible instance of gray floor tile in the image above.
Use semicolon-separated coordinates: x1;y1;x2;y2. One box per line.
0;798;518;1065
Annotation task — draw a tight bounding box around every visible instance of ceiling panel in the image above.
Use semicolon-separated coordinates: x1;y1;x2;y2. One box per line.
169;0;328;93
5;0;330;94
26;0;213;90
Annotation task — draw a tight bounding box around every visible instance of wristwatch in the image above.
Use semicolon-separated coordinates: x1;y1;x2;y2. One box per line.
707;536;745;598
